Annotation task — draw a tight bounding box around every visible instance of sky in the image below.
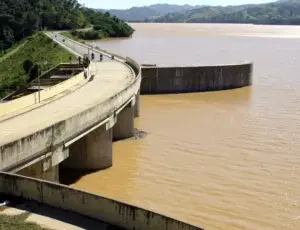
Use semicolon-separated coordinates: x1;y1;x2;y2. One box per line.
78;0;275;10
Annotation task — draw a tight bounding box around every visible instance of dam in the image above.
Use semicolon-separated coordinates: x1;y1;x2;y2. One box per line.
0;30;253;229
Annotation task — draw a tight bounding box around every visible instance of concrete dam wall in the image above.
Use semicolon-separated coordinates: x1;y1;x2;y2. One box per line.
141;63;253;94
0;172;203;230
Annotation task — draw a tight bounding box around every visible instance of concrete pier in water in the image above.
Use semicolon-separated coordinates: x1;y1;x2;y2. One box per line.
141;63;253;94
62;126;113;170
113;103;135;141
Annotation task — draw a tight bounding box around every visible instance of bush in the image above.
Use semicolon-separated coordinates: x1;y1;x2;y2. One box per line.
73;30;101;40
71;30;78;36
93;25;102;31
28;64;39;82
23;59;34;73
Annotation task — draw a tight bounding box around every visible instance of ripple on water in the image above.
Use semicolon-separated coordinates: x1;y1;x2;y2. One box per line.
71;24;300;230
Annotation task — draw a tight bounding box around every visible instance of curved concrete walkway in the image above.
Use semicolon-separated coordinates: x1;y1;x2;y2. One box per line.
0;33;135;146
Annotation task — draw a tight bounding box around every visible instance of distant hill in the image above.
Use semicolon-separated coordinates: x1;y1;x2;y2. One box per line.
153;0;300;25
98;4;202;22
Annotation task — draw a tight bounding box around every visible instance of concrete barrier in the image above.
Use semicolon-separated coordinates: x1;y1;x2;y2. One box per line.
0;68;85;118
141;63;253;94
0;172;203;230
126;57;142;117
126;57;142;78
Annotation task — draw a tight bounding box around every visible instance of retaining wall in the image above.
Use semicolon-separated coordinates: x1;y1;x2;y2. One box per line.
141;63;252;94
0;172;203;230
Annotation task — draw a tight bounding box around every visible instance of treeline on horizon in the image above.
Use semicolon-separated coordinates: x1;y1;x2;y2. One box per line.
0;0;134;50
152;0;300;24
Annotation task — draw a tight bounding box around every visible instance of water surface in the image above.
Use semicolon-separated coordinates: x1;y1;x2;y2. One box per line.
73;23;300;230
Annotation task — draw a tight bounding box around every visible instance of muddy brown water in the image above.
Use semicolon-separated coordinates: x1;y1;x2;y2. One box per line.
67;23;300;230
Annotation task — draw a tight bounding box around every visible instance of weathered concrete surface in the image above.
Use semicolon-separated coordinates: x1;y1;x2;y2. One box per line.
141;63;252;94
134;91;140;118
0;198;119;229
0;172;203;230
62;126;113;170
17;164;59;183
0;32;141;173
113;105;134;141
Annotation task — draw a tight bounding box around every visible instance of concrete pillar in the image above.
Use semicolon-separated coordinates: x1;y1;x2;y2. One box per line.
17;163;59;183
134;92;140;118
113;105;134;141
62;126;113;170
42;165;59;182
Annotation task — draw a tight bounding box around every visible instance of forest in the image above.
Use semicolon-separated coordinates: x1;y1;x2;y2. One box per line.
153;0;300;24
0;0;134;50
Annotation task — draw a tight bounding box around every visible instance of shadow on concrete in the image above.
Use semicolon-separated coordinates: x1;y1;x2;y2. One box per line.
0;194;123;230
88;75;95;82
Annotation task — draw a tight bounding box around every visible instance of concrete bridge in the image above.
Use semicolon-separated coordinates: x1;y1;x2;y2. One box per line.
0;32;141;182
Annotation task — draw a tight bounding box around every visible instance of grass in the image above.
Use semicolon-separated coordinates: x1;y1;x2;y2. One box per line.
0;32;76;98
0;213;49;230
0;40;28;59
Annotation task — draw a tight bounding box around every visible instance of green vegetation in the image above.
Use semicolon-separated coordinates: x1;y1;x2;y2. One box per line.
60;31;84;43
94;1;300;24
0;0;134;50
70;11;134;40
0;0;86;50
0;213;49;230
153;0;300;25
0;33;74;98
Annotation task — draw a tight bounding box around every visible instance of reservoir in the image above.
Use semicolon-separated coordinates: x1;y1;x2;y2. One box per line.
69;23;300;230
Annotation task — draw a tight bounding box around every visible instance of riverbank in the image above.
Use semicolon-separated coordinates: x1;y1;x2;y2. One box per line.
61;30;133;44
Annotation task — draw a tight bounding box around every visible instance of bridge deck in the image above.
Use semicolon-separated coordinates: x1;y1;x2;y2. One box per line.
0;36;135;146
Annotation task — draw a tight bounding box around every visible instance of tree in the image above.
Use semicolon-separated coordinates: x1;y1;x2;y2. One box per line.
23;59;34;73
28;63;39;82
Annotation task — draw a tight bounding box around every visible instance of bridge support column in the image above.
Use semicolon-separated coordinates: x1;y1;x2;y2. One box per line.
134;91;140;118
113;104;134;140
62;126;113;170
17;162;59;183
